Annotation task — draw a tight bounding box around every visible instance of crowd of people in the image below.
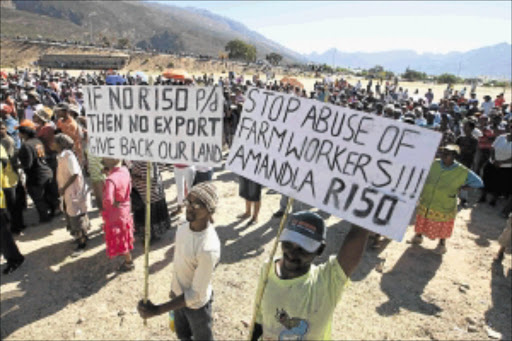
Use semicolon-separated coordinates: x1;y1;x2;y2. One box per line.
1;67;511;340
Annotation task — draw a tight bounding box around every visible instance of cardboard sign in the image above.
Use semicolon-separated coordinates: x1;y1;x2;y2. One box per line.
84;85;223;166
227;88;442;240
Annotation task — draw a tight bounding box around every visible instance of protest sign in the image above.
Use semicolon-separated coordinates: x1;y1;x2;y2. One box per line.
227;88;442;240
84;85;223;166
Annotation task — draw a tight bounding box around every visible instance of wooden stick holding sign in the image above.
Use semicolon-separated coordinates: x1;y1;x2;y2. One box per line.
143;161;152;326
248;197;294;341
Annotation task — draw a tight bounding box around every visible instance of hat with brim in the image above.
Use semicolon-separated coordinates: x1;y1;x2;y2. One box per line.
54;102;69;113
34;107;52;123
68;104;80;116
27;90;40;100
279;211;326;253
440;144;460;155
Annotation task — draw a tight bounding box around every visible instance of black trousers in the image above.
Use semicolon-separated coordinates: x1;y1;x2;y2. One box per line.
27;178;59;222
3;187;25;233
0;209;23;264
174;297;214;341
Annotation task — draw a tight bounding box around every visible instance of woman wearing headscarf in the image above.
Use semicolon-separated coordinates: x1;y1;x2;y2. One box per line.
101;157;135;272
410;145;483;254
55;103;85;168
52;133;90;256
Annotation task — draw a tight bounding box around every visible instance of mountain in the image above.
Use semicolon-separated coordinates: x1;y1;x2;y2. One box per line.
304;43;512;79
0;0;304;62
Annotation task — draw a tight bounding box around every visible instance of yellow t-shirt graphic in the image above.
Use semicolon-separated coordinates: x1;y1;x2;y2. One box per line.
255;256;349;340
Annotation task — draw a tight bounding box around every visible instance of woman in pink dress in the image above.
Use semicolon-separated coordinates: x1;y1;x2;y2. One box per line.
101;158;134;272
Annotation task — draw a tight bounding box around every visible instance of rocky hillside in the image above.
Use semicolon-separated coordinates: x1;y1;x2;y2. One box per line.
0;0;304;62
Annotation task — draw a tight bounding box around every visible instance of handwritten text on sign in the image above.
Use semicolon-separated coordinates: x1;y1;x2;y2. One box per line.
227;88;442;240
84;85;223;166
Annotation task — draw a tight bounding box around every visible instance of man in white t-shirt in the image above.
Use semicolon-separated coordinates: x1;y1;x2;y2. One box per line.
481;95;494;117
24;90;43;121
138;182;220;340
492;121;512;168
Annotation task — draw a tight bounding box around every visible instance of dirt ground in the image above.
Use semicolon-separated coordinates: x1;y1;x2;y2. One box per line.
1;163;511;340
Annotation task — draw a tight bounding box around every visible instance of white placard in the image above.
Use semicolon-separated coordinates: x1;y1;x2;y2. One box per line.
84;85;223;166
227;88;442;241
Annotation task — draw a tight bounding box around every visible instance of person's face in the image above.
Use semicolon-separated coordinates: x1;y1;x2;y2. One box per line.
185;194;210;223
50;141;62;153
58;109;69;119
0;125;6;138
33;115;44;126
101;157;119;171
463;122;474;136
441;150;455;165
27;96;37;105
281;241;317;273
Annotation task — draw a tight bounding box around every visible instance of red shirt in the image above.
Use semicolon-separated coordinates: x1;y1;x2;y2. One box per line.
36;123;56;156
478;126;506;149
495;97;505;108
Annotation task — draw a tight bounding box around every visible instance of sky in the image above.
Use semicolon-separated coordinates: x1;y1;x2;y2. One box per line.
157;1;511;55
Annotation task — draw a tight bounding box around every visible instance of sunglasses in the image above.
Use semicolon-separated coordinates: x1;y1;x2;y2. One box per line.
184;198;204;209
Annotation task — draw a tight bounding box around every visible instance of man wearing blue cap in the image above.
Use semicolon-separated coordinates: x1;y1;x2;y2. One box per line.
251;211;369;340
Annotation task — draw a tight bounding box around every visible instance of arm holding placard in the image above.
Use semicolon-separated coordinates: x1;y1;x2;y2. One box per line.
337;224;370;277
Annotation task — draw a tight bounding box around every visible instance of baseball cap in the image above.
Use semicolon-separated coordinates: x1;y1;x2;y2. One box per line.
279;211;326;253
440;144;460;155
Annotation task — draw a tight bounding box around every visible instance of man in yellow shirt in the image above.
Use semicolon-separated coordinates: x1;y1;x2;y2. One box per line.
0;145;25;274
251;211;369;340
0;143;25;234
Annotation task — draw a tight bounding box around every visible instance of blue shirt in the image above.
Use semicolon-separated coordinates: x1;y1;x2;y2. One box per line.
440;160;483;188
4;116;20;149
